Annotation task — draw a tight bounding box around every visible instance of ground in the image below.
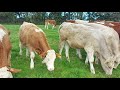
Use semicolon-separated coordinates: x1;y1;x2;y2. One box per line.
3;24;120;78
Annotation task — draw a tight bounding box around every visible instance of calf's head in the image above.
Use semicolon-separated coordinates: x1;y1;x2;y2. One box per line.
103;57;115;75
42;50;56;71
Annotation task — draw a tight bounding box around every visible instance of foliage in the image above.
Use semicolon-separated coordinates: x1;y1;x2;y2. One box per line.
1;12;120;24
0;12;16;23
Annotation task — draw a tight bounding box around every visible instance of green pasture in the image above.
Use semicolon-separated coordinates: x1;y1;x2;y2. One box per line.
3;24;120;78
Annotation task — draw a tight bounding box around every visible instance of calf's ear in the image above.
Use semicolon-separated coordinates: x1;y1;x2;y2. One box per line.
8;68;21;73
56;53;61;58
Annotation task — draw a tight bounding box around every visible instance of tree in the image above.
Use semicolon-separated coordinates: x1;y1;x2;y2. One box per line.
88;12;120;21
0;12;16;23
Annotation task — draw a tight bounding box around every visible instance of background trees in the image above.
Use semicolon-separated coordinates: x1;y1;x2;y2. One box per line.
0;12;120;24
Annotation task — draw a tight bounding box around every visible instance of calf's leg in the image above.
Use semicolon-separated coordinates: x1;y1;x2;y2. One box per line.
19;42;23;56
29;50;35;69
26;48;29;57
65;41;70;62
85;47;95;74
59;40;65;58
76;49;82;59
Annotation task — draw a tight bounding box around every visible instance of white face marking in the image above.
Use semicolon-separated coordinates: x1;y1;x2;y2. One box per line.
42;50;56;71
0;29;6;42
35;29;43;32
0;66;13;78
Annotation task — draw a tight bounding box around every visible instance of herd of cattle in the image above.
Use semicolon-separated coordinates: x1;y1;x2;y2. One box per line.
1;19;120;78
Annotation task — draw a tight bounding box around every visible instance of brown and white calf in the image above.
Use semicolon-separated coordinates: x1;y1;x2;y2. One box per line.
19;22;59;71
0;25;21;78
45;20;56;29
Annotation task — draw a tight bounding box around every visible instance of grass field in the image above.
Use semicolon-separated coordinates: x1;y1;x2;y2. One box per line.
3;24;120;78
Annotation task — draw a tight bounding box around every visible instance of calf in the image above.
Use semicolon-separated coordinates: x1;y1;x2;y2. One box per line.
75;20;120;68
59;22;115;75
89;20;120;68
45;19;56;29
0;25;21;78
19;22;59;71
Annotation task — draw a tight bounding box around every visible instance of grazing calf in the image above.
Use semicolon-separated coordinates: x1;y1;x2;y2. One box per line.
45;19;56;29
88;20;120;68
19;22;60;71
75;20;120;68
59;22;115;75
0;25;21;78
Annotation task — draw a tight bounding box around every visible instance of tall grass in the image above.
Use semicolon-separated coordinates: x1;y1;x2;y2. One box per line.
3;24;120;78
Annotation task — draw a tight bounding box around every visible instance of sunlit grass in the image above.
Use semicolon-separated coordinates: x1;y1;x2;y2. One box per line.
3;24;120;78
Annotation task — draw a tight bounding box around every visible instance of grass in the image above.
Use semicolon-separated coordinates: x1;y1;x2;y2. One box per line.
3;24;120;78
